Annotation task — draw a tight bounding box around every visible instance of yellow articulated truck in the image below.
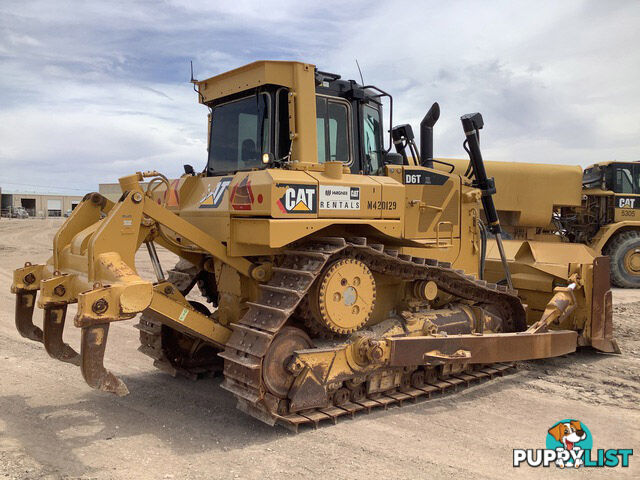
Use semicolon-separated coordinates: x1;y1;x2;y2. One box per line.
441;159;640;288
10;61;618;429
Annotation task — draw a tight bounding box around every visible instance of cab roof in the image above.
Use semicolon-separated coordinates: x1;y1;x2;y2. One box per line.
585;160;640;170
195;60;315;103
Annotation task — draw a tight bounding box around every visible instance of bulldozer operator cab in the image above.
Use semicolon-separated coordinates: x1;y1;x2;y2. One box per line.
204;70;387;176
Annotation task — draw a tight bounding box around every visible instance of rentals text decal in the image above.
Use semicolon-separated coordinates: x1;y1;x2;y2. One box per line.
513;419;632;469
319;186;360;210
276;184;317;214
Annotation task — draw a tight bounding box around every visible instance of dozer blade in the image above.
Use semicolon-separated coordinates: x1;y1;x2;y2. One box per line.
485;240;619;353
42;304;80;366
80;323;129;396
589;256;620;353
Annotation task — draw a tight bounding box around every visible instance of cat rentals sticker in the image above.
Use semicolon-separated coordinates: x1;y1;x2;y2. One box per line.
319;186;360;210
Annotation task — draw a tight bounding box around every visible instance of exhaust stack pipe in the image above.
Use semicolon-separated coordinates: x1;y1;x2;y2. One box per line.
420;102;440;168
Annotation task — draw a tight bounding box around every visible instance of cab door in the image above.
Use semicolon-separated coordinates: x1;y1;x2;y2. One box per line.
611;163;640;221
313;94;387;219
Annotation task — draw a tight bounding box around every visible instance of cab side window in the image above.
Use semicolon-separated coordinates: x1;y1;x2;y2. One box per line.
363;105;382;174
316;96;351;163
615;165;635;194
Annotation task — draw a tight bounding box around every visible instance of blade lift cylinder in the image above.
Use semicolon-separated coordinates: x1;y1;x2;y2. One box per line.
460;112;513;291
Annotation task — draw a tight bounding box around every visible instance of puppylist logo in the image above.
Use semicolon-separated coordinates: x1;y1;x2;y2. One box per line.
513;419;632;469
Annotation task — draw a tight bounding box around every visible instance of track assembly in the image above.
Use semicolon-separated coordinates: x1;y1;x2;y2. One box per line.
220;237;529;427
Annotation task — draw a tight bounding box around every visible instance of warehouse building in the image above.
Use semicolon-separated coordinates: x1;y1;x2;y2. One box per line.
0;189;84;218
98;183;123;202
99;182;149;202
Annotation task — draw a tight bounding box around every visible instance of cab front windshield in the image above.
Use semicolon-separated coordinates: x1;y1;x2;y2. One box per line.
207;93;270;175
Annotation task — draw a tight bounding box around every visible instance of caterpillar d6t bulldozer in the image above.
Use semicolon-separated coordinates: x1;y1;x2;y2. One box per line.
10;61;618;429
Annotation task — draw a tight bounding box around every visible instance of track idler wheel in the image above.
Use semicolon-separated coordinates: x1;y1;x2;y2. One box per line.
263;327;312;398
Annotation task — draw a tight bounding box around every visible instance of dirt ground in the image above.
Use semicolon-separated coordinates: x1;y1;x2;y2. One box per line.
1;218;638;479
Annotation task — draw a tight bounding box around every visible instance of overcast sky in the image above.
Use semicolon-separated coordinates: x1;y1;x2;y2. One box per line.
1;0;638;194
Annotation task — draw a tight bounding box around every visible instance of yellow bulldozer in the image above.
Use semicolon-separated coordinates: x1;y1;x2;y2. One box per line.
10;61;618;429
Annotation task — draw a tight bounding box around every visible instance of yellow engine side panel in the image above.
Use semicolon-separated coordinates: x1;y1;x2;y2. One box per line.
157;164;478;277
400;166;461;240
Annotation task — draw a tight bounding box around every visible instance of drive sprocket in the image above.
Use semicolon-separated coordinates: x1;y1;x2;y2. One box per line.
309;258;376;335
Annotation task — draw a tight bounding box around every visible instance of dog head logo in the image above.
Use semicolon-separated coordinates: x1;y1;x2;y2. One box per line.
546;419;592;468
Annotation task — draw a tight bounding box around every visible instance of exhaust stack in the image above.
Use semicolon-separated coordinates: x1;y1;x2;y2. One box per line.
420;102;440;167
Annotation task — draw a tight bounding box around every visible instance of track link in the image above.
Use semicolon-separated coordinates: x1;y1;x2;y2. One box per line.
220;237;527;426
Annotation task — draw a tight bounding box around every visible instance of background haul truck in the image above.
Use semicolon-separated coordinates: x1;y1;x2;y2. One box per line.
443;160;640;288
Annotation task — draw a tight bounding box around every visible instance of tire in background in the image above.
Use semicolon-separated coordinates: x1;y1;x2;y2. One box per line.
605;230;640;288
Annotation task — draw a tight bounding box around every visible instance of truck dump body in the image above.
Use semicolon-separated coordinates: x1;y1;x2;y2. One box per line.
441;158;583;229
